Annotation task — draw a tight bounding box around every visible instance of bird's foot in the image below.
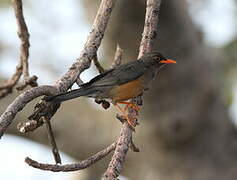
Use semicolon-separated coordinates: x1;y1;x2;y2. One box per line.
115;104;137;131
118;101;140;112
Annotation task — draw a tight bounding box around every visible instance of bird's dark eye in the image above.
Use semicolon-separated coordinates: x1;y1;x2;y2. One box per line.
154;55;160;61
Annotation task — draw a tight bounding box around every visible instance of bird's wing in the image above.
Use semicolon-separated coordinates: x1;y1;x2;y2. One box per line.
86;60;151;87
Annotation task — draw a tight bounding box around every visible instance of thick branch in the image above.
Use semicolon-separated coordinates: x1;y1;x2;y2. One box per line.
25;141;117;172
102;123;132;178
138;0;161;58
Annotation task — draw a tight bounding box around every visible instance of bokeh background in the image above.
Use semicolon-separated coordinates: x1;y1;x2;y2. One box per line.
1;0;237;179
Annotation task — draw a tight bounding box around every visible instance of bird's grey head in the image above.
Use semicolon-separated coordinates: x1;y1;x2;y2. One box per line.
142;52;176;65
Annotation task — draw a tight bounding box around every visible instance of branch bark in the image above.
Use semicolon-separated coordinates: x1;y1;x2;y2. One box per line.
102;124;132;179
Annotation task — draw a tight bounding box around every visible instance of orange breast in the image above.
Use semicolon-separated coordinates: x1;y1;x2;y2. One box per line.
108;78;144;103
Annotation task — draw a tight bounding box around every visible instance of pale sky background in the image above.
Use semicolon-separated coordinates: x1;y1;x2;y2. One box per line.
0;0;237;179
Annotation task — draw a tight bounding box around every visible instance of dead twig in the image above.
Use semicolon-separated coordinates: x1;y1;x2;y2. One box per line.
0;0;37;98
42;117;61;164
93;53;106;74
130;136;140;152
25;141;117;172
111;44;123;68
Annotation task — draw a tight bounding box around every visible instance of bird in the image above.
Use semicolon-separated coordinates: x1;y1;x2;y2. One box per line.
43;52;176;128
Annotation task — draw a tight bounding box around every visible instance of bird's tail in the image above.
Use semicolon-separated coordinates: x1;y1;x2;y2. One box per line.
43;86;96;103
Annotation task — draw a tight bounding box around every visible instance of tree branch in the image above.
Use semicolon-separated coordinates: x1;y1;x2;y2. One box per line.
55;0;117;92
102;123;132;178
25;141;117;172
42;117;61;164
111;44;123;68
0;0;38;98
138;0;161;58
93;53;106;74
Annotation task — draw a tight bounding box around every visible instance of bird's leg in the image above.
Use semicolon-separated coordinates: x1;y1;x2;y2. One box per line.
114;104;136;130
118;101;140;112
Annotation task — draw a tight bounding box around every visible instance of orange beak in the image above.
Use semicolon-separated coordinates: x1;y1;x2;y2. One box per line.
160;59;176;64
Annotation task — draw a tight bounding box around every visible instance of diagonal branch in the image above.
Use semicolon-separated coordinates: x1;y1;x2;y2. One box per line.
55;0;117;92
103;0;162;178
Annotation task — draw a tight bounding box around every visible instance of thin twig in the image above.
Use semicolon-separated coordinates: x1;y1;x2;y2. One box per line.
42;117;61;164
94;43;123;73
13;0;38;87
111;44;123;68
25;141;117;172
103;0;161;178
0;0;37;98
130;136;140;152
93;53;105;74
12;0;30;79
